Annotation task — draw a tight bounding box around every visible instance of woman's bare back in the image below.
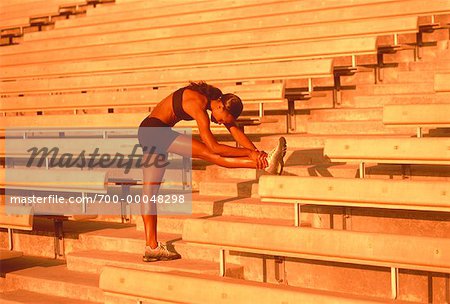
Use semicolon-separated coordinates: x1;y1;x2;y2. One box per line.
149;89;208;126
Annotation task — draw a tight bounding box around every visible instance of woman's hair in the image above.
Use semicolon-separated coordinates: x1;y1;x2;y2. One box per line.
186;81;223;101
220;93;243;120
187;81;243;121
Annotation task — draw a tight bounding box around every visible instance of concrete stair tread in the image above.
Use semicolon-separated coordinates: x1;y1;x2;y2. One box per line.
356;82;434;88
28;216;136;236
195;214;295;226
311;119;378;123
306;120;416;135
67;249;242;275
201;196;281;206
102;268;404;303
191;192;242;202
1;258;103;303
259;133;416;149
83;202;305;242
309;107;383;122
200;177;256;183
0;289;98;304
204;166;258;180
81;225;179;241
5;263;99;287
348;93;450;107
150;214;295;226
192;194;266;205
199;178;257;197
158;212;210;219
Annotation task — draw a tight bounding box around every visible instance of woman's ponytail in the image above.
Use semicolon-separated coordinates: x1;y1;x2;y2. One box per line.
186;81;222;101
186;81;243;121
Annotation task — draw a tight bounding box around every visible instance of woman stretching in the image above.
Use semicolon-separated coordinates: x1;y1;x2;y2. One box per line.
137;81;287;262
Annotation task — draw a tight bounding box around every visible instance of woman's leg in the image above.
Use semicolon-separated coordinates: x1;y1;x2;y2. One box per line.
167;134;257;168
141;152;166;249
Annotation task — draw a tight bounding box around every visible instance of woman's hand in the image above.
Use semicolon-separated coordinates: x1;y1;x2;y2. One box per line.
249;150;268;169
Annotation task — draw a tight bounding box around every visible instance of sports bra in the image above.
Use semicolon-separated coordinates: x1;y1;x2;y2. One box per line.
172;86;211;121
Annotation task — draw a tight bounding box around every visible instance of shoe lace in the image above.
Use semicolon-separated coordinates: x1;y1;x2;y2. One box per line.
158;242;172;254
267;147;276;163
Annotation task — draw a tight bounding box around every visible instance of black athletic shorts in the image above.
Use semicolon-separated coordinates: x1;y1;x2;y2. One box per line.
137;116;181;155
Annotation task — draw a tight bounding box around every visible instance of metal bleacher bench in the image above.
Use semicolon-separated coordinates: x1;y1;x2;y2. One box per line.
0;119;199;223
182;218;450;300
3;0;442;123
3;0;446;134
383;103;450;137
323;137;450;178
258;175;450;227
0;83;286;120
99;265;407;304
0;167;108;258
0;204;33;261
0;0;90;45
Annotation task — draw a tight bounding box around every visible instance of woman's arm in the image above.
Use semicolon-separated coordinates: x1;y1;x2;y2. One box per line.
224;121;256;150
225;121;268;168
194;110;253;157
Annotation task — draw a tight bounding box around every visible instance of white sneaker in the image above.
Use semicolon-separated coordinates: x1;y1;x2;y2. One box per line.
265;136;287;175
143;241;181;262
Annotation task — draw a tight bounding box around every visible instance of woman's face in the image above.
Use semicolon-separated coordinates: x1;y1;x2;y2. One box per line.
211;104;234;125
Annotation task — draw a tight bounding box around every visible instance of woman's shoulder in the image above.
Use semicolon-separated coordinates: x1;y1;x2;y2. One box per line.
182;88;208;104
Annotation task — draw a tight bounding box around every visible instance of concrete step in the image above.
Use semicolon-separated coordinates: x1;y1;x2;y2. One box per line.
78;216;303;262
340;70;375;86
281;163;400;179
259;134;328;150
1;260;103;303
134;206;305;231
401;59;450;71
347;93;450;108
306;120;415;135
99;269;400;304
309;108;382;121
199;178;257;197
259;133;418;154
135;213;209;233
205;166;258;180
296;93;334;110
355;82;434;95
189;194;298;220
77;227;231;263
377;70;436;84
66;250;244;278
0;289;98;304
312;70;374;86
284;148;328;166
0;217;139;259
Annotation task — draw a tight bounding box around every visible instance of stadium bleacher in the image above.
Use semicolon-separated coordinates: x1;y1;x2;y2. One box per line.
1;0;449;303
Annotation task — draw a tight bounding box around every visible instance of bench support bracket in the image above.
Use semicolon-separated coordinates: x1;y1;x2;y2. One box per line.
287;99;296;133
333;67;357;107
359;162;366;178
8;228;14;250
294;202;301;227
391;267;399;299
417;127;423;138
275;256;287;285
415;24;439;61
219;248;226;277
54;218;64;258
